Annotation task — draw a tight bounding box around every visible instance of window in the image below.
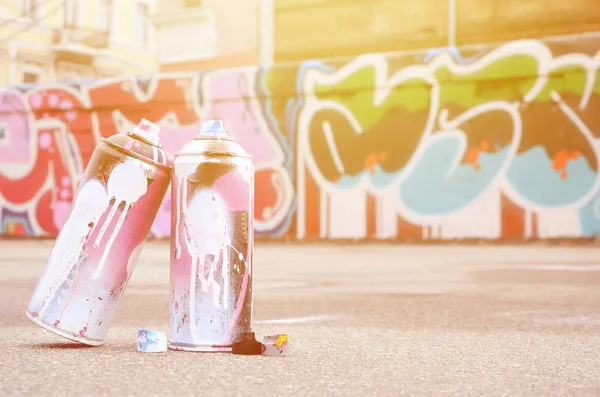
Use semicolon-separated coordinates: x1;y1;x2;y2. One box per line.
65;0;83;28
57;61;94;82
23;72;40;84
99;0;113;32
21;0;42;20
134;2;149;47
19;61;45;84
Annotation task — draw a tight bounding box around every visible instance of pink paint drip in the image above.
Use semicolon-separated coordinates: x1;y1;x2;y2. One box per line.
79;326;87;337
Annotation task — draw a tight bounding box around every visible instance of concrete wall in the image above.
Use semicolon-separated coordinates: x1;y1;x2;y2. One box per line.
2;33;600;240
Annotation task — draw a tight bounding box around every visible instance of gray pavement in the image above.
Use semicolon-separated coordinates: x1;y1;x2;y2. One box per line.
1;241;600;396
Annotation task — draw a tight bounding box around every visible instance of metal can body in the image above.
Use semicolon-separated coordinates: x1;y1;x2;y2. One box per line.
169;121;254;352
26;123;170;345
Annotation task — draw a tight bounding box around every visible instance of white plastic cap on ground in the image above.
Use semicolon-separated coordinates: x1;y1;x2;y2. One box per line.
137;328;167;353
131;118;160;145
261;334;291;357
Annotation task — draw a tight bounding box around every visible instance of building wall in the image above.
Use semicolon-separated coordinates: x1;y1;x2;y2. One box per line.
154;0;259;72
273;0;600;62
1;33;600;240
0;0;158;85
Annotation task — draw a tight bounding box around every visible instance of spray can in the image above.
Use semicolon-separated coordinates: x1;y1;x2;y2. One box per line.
26;119;171;346
169;120;254;352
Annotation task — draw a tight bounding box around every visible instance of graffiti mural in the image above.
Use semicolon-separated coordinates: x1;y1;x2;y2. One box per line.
2;34;600;240
0;72;294;238
293;37;600;240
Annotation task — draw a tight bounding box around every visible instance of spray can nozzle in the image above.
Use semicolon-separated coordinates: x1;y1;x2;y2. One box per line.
131;118;161;146
197;120;230;139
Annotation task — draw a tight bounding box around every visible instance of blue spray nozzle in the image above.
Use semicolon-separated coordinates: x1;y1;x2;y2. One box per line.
199;120;228;137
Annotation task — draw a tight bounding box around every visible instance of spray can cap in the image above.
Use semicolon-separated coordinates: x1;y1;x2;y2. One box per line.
197;119;230;139
131;118;161;145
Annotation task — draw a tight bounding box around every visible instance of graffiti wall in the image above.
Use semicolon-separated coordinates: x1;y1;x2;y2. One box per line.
2;34;600;240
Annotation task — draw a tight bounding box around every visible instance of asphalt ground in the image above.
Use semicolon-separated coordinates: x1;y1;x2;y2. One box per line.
1;241;600;396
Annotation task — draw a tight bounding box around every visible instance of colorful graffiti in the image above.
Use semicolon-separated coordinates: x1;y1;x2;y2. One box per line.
2;35;600;240
0;71;294;238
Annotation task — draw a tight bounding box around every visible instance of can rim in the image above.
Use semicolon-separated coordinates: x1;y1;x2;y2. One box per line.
127;130;164;148
101;138;172;171
173;151;253;160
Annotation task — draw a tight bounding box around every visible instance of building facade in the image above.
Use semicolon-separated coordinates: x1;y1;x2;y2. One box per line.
153;0;261;72
0;0;158;85
273;0;600;62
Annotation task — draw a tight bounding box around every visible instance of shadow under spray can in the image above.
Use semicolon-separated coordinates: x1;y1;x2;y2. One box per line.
169;120;254;352
26;119;171;346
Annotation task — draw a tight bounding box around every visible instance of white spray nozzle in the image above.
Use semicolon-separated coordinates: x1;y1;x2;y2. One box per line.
131;118;160;145
200;120;228;137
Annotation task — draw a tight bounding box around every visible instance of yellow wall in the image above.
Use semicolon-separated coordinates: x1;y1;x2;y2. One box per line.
154;0;260;71
0;0;158;85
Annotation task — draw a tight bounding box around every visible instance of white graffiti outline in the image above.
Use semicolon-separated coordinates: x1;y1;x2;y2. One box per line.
0;88;37;179
297;39;600;238
0;86;88;235
397;100;522;225
86;73;203;141
201;66;294;233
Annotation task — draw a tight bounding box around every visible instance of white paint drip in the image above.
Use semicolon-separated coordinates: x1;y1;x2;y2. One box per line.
93;209;128;279
183;189;231;340
173;165;252;342
35;180;109;316
94;202;118;246
92;161;147;280
255;315;343;325
174;176;186;260
221;246;229;309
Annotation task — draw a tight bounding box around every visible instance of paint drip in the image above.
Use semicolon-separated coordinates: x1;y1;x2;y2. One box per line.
92;161;148;279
